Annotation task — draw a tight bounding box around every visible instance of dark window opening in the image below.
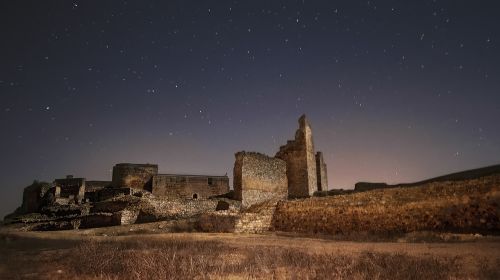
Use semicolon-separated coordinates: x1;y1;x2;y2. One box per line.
208;177;213;185
193;193;198;199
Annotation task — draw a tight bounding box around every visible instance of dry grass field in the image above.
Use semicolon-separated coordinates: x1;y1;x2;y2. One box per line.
1;230;499;279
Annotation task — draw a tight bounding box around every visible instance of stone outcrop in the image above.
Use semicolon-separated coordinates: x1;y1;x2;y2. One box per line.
276;115;320;198
233;152;287;208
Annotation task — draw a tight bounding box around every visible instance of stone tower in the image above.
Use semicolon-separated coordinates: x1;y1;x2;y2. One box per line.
275;115;318;198
316;152;328;191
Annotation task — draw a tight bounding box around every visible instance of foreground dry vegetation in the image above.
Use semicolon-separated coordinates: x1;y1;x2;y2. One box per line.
1;232;499;279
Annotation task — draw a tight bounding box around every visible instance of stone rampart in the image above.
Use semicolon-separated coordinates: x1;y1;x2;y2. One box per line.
273;174;500;235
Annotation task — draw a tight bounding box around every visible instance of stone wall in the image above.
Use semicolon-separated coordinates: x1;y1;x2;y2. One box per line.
233;152;287;208
97;187;133;201
315;152;328;191
152;174;229;199
20;181;52;213
275;115;317;198
198;199;279;233
85;181;111;192
273;174;500;235
136;198;224;223
53;176;85;203
111;163;158;190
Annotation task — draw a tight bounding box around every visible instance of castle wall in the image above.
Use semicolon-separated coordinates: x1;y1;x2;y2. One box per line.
21;182;52;213
152;174;229;199
272;174;500;235
53;176;86;203
111;163;158;190
85;181;111;192
233;152;287;208
315;152;328;191
275;115;317;198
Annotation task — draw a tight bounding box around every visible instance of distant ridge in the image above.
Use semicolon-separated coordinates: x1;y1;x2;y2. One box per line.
355;163;500;191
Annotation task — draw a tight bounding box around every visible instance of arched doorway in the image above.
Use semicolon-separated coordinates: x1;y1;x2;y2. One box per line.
192;193;198;199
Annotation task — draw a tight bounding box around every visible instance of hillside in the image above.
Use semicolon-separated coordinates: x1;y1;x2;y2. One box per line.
273;173;500;236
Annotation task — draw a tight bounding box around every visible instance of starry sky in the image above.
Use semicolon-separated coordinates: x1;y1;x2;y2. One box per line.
1;1;499;218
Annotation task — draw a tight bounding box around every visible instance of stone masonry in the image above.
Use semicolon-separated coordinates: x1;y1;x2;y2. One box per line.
276;115;318;198
315;152;328;191
112;163;158;190
152;174;229;199
53;175;86;203
233;152;288;208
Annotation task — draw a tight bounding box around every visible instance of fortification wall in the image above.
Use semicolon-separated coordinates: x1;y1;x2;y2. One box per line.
276;115;317;198
273;174;500;235
233;152;287;208
316;152;328;191
111;163;158;190
152;175;229;199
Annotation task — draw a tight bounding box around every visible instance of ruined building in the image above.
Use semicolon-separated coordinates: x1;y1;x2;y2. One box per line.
110;163;229;199
12;162;229;219
152;174;229;200
276;115;320;198
234;115;328;207
233;152;288;208
6;114;326;232
53;175;86;204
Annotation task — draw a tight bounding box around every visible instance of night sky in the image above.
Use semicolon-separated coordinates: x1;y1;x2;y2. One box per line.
1;1;499;218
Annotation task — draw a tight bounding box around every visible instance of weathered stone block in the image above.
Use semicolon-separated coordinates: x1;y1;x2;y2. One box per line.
234;152;287;208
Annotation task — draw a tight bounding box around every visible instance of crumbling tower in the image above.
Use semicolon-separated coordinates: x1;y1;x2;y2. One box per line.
276;115;318;198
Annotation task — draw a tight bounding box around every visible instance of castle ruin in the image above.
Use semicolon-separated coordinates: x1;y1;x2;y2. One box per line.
5;115;328;232
234;115;328;207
